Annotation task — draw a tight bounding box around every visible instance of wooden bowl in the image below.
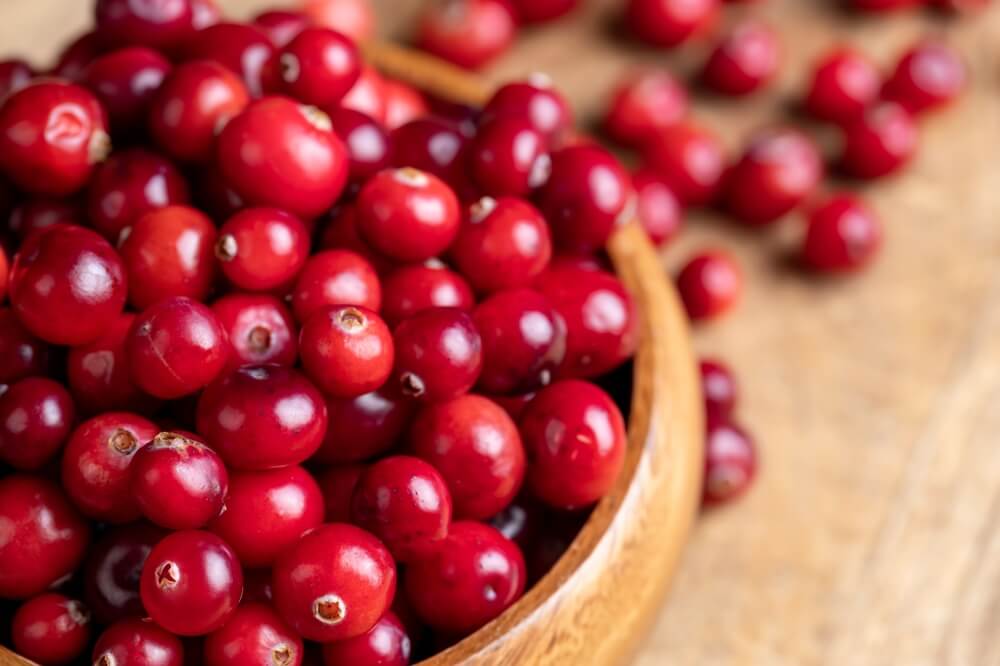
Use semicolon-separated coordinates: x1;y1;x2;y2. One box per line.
0;43;704;666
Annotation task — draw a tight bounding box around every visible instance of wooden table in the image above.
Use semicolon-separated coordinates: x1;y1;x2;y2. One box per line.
6;1;1000;663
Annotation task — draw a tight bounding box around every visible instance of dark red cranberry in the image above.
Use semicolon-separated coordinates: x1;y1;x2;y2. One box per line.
149;60;250;163
127;297;229;399
120;205;217;310
470;116;550;197
883;40;965;114
328;107;393;185
292;249;381;323
404;521;525;634
0;377;75;471
197;365;327;469
535;264;637;378
212;293;299;371
8;199;80;240
801;193;881;272
703;418;756;506
642;122;725;207
417;0;517;70
483;76;572;146
0;246;7;302
847;0;922;10
209;465;324;567
409;394;525;519
11;593;91;665
603;69;688;145
489;391;536;420
92;618;184;666
273;523;396;642
838;101;917;179
0;59;34;99
931;0;988;10
390;116;472;190
676;250;742;321
205;602;304;666
53;32;108;82
318;204;394;273
632;168;682;246
392;307;482;401
317;463;366;521
0;475;90;599
83;47;172;132
0;309;49;385
313;389;415;463
700;358;737;420
95;0;195;50
0;81;109;196
301;0;376;43
510;0;578;22
254;9;312;47
321;611;411;666
83;522;165;624
60;412;158;522
380;261;475;327
279;27;361;107
340;64;387;123
804;48;881;124
625;0;718;47
299;305;393;398
382;79;430;130
10;224;126;345
180;22;280;97
701;21;779;96
215;207;309;291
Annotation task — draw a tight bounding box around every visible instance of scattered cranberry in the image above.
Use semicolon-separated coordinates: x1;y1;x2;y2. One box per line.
676;250;742;321
83;522;165;624
483;76;573;146
882;40;966;114
804;48;881;124
215;207;310;291
254;9;312;47
204;602;304;666
801;194;882;272
381;261;475;327
328;107;393;186
417;0;517;70
701;21;779;96
392;307;482;401
213;293;298;371
632;168;682;246
838;101;917;179
8;199;80;241
341;64;388;123
181;22;280;97
642;122;726;207
625;0;719;47
317;463;366;522
703;418;757;506
0;309;49;385
11;593;91;665
95;0;195;50
321;611;411;666
603;70;688;145
313;389;415;463
700;359;737;420
0;59;34;99
83;47;172;132
383;79;430;130
302;0;376;42
0;377;75;471
470;116;551;197
92;618;184;666
292;249;382;323
279;27;361;107
299;305;394;398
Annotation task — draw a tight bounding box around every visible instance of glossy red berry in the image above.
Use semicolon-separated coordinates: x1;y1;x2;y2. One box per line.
318;463;366;521
83;47;172;132
83;523;165;624
417;0;517;70
603;70;688;145
328;107;393;186
205;602;305;666
700;358;737;420
0;59;34;100
642;122;725;207
483;76;573;146
215;208;310;291
292;249;382;323
321;611;411;666
392;307;482;401
632;168;682;246
703;418;756;506
212;293;299;371
382;79;429;130
11;593;91;665
0;309;49;385
676;250;742;321
625;0;718;47
181;22;280;97
272;523;396;642
801;194;881;272
279;27;361;107
390;117;472;189
299;305;394;398
8;199;80;240
95;0;195;50
0;377;75;471
701;21;779;96
883;41;965;114
314;389;415;463
838;101;917;179
254;9;312;47
804;48;881;124
92;618;184;666
380;261;475;327
341;64;387;123
470;116;551;197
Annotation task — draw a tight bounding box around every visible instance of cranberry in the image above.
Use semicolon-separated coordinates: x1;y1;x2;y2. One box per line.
314;389;415;463
95;0;195;50
847;0;922;10
534;264;637;378
0;81;109;196
0;59;34;99
510;0;578;22
149;60;250;163
0;475;90;599
801;193;881;272
11;593;91;665
340;64;387;123
209;465;324;567
299;305;392;398
417;0;517;70
931;0;988;9
254;10;312;47
273;523;396;641
632;168;682;246
0;246;7;302
181;23;280;97
383;79;429;130
642;122;725;206
279;27;361;107
318;205;393;272
0;377;75;471
83;47;171;132
215;208;309;291
0;309;49;385
883;41;965;114
624;0;718;47
483;76;573;146
409;394;525;519
318;463;366;521
701;21;779;96
54;32;108;82
191;0;220;28
10;224;126;345
603;70;688;145
83;523;165;624
321;611;411;666
197;365;327;469
470;116;550;197
212;293;299;371
404;521;525;634
92;618;184;666
392;307;482;401
838;101;917;179
390;117;472;190
328;107;393;186
127;297;229;399
292;249;381;323
302;0;376;43
700;358;737;420
205;602;304;666
489;391;536;420
703;418;756;506
8;199;80;240
676;250;742;321
381;261;475;327
804;48;881;124
536;144;631;253
120;205;217;310
216;97;349;220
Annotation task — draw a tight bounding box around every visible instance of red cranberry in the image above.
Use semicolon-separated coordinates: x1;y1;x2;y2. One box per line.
0;81;109;196
0;309;49;385
212;293;299;371
8;199;80;240
10;224;126;345
883;41;965;114
801;193;881;272
83;523;165;624
392;307;482;401
318;204;393;272
603;70;688;145
632;168;682;246
470;116;551;197
380;261;475;327
676;250;742;321
0;59;34;99
0;475;90;599
0;377;75;471
701;20;779;96
209;465;324;567
92;618;184;666
149;60;251;163
215;208;309;291
483;76;573;146
390;117;472;190
703;418;756;506
140;530;243;636
804;48;881;124
340;64;387;123
404;521;525;634
299;305;393;398
0;246;7;302
83;47;171;132
700;358;737;420
216;97;348;220
625;0;718;47
279;27;361;107
11;593;91;665
838;101;917;179
321;611;411;666
510;0;578;22
191;0;220;28
272;523;396;641
181;23;280;97
534;264;637;378
536;144;631;253
417;0;517;70
409;394;525;519
847;0;922;10
205;602;304;666
382;79;429;130
86;149;191;242
328;107;393;185
314;389;415;464
318;463;366;521
302;0;376;42
53;32;108;82
127;297;229;399
642;122;725;206
931;0;988;9
254;10;312;47
119;205;217;310
95;0;195;50
489;391;536;420
197;365;327;469
723;127;823;226
292;249;381;323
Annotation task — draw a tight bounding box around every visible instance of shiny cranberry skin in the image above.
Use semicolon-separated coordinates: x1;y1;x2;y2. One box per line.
483;77;572;145
0;309;49;385
0;81;109;196
328;107;392;186
8;199;80;240
470;116;551;197
351;455;452;561
273;523;396;642
254;9;312;47
392;307;482;401
95;0;195;50
883;41;965;114
209;465;324;567
538;144;631;253
216;97;348;220
302;0;376;42
197;365;327;469
321;611;411;666
535;265;637;378
279;27;361;107
633;168;682;246
703;418;756;506
804;48;881;124
181;22;280;97
409;394;525;519
801;193;881;272
314;389;415;463
83;523;165;624
10;224;126;345
390;117;472;189
677;250;742;321
149;60;250;163
0;377;75;471
205;602;304;666
603;70;688;145
417;0;517;70
120;205;217;309
317;463;366;521
838;102;917;179
404;521;525;634
625;0;718;47
127;297;229;399
11;593;91;665
642;123;725;206
66;313;156;415
292;250;381;323
299;305;393;398
0;59;34;99
215;208;309;291
92;618;184;666
212;293;298;371
381;261;475;327
701;21;779;96
700;358;737;420
382;79;429;131
83;47;171;132
723;127;823;226
341;65;387;123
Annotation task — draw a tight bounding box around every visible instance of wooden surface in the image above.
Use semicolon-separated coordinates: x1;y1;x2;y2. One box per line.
4;1;1000;664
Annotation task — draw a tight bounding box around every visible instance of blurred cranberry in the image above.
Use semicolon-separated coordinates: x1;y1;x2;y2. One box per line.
302;0;376;42
483;76;572;145
510;0;578;22
625;0;718;47
801;194;882;272
676;250;742;321
0;59;33;99
632;168;682;246
700;21;779;96
181;23;280;97
838;102;917;179
703;418;757;506
254;10;311;47
339;64;387;123
804;48;881;124
94;0;196;51
418;0;517;70
882;40;966;114
642;123;725;206
83;47;172;133
603;70;688;145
